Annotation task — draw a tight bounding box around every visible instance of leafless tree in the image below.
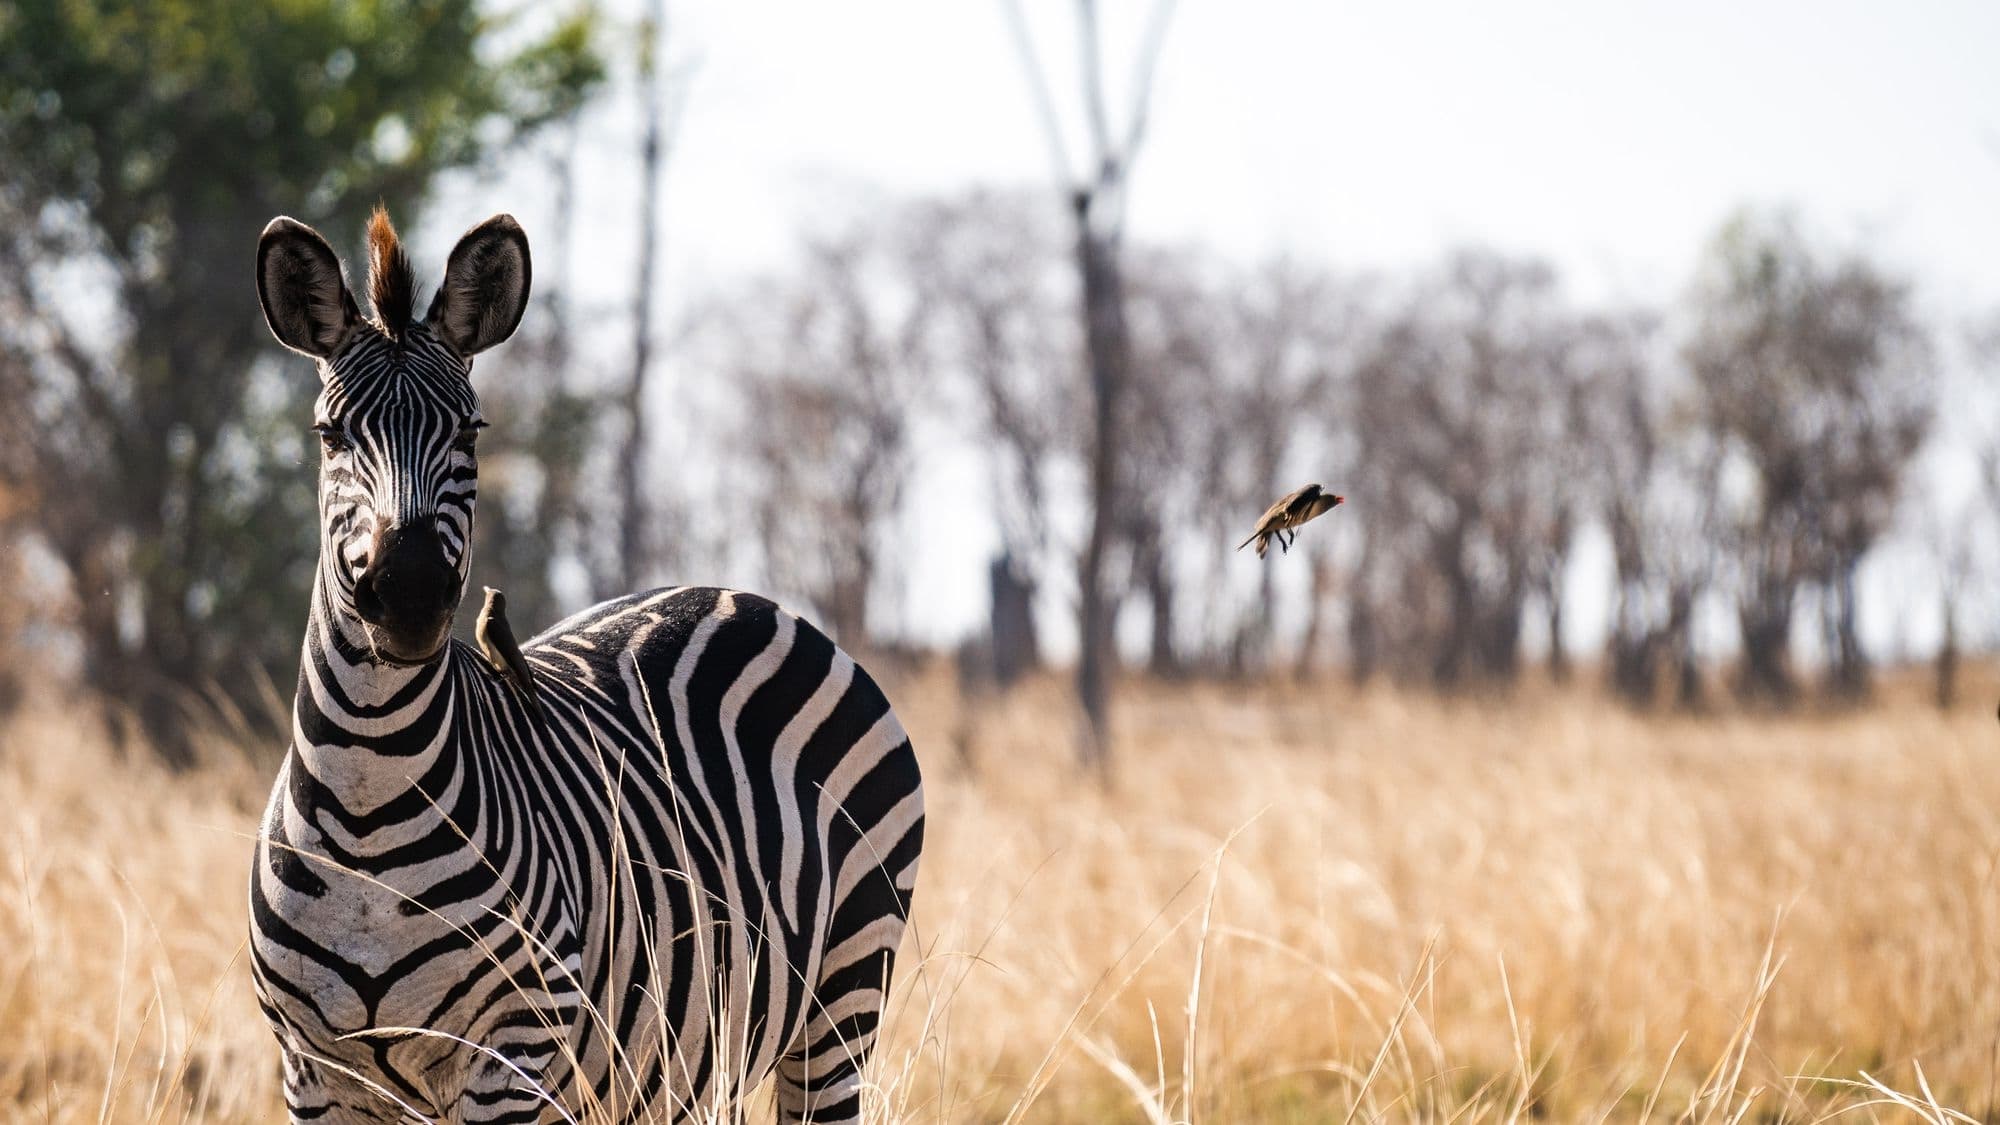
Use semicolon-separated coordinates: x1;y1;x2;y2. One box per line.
1003;0;1178;768
1684;209;1934;703
901;190;1079;684
706;220;927;651
614;0;695;592
1572;311;1725;708
1117;246;1217;676
1123;252;1369;675
463;111;609;640
1932;313;2000;709
1919;491;1977;711
1344;249;1579;689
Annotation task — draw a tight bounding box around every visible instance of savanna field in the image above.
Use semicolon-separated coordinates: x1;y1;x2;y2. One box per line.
2;670;1997;1123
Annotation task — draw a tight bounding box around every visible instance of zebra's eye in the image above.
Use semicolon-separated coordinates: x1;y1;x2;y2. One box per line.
454;420;487;452
313;424;349;455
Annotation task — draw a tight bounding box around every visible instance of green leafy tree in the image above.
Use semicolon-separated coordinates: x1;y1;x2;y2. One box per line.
0;0;602;761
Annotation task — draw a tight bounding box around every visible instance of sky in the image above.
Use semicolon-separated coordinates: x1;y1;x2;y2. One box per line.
434;0;2000;656
655;0;2000;303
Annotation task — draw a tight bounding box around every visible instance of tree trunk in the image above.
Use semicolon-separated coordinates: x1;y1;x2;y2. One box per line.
1346;532;1378;685
1827;554;1868;701
988;551;1038;690
1073;195;1131;771
1668;585;1705;711
1296;551;1332;681
1134;516;1177;678
1544;584;1569;683
1736;594;1794;705
524;115;582;627
1608;580;1656;706
615;0;668;592
1935;594;1958;712
1432;532;1473;689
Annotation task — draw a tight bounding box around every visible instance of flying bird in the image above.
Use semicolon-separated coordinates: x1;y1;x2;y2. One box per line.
476;586;542;714
1238;483;1343;558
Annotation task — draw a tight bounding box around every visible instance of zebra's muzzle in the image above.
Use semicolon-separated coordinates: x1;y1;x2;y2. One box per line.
352;521;462;662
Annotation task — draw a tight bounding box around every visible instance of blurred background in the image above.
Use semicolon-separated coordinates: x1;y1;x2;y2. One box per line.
2;0;1998;759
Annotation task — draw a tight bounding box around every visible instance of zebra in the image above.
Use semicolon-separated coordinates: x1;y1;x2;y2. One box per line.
248;207;925;1124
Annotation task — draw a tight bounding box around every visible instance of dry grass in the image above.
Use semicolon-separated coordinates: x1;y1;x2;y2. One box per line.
2;671;1997;1122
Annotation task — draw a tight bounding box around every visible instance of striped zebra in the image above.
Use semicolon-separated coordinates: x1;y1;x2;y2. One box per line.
249;208;924;1123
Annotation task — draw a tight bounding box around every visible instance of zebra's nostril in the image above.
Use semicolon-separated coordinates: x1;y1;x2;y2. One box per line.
353;572;386;625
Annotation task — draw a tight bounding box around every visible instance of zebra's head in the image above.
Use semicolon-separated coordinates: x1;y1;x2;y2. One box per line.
256;207;531;664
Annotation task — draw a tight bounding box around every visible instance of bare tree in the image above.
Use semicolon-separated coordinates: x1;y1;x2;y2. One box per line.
1921;493;1976;711
468;113;618;643
1573;311;1726;708
1583;312;1667;701
1123;252;1368;675
707;220;927;650
1004;0;1178;768
1684;209;1933;704
1932;313;2000;710
614;0;694;592
1117;247;1216;676
902;190;1079;684
1344;249;1579;689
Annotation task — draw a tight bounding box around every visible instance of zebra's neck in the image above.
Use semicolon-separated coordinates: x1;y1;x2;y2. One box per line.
290;571;464;816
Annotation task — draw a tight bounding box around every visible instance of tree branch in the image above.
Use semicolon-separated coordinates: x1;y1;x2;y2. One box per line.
1120;0;1179;165
1076;0;1115;171
1000;0;1078;187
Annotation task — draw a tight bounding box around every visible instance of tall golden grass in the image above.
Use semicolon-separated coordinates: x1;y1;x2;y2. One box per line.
1;670;1995;1122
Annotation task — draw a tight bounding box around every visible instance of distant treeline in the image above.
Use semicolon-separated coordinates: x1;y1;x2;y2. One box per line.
693;193;1970;717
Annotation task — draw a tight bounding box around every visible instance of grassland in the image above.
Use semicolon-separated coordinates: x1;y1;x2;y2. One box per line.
1;670;1996;1122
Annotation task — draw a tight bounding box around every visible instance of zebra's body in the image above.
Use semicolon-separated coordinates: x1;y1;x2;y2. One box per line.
249;209;922;1123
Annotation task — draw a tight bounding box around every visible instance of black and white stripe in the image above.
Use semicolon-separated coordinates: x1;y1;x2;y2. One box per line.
249;212;923;1124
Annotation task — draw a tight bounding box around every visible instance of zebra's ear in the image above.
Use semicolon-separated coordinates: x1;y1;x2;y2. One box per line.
257;217;359;359
426;214;531;358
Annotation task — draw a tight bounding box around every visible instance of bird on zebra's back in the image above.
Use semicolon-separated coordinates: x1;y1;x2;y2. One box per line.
1238;483;1344;558
475;586;540;714
248;204;924;1125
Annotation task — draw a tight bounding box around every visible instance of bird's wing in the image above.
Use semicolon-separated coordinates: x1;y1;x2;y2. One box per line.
474;602;501;668
1280;484;1323;521
501;641;536;694
1243;486;1326;551
477;638;511;679
1251;493;1297;531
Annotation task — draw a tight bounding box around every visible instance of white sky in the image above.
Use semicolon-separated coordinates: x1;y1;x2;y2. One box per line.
437;0;2000;657
661;0;2000;303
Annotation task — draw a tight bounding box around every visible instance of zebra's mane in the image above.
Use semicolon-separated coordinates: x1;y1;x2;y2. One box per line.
366;204;418;339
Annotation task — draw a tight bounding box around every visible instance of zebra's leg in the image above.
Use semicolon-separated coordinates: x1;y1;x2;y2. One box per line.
278;1046;403;1124
452;1015;570;1125
277;1046;335;1123
774;866;917;1123
772;935;902;1124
